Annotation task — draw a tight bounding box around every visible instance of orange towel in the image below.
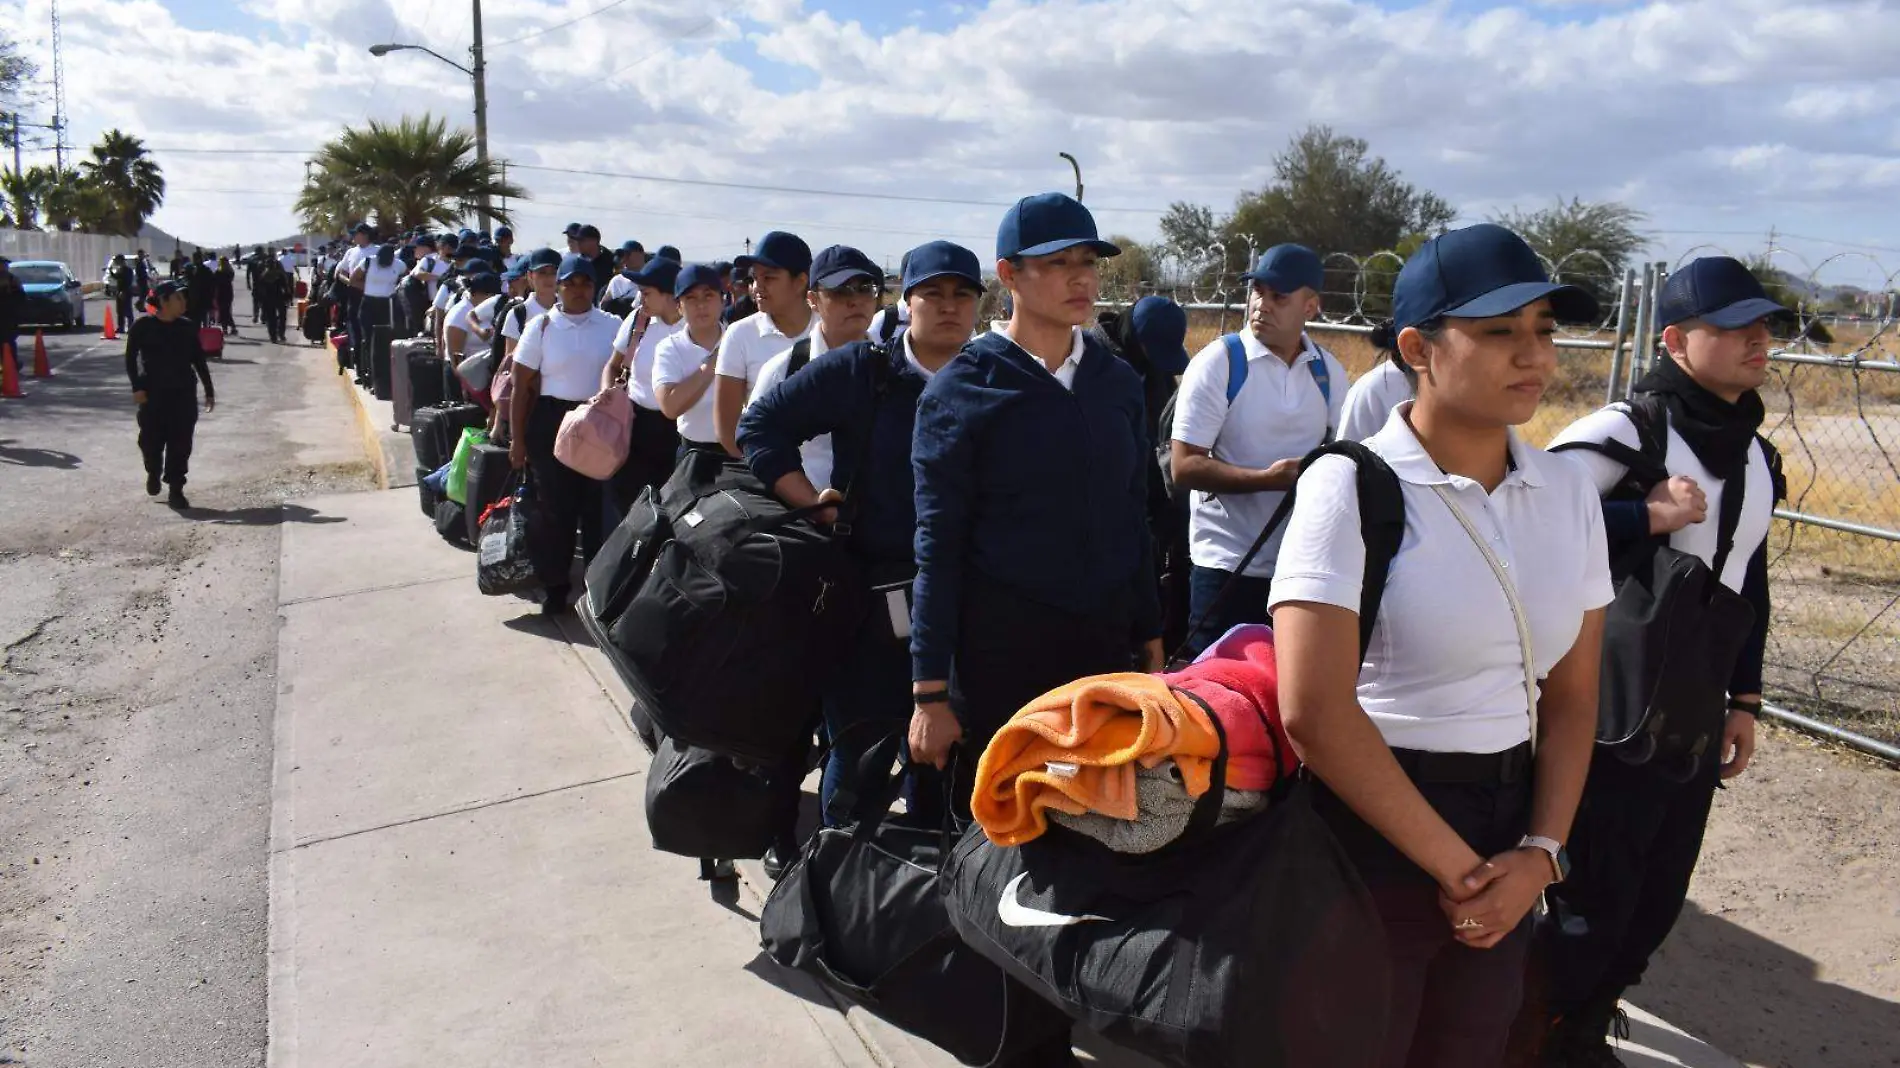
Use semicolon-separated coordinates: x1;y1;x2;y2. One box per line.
971;672;1222;847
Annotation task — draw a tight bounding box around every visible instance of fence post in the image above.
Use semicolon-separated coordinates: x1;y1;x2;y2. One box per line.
1604;267;1636;404
1623;265;1655;402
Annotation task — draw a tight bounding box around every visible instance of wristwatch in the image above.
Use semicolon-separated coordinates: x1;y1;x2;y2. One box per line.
1518;835;1570;884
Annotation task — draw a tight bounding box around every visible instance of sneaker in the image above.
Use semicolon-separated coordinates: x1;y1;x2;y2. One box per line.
146;473;161;496
167;488;191;510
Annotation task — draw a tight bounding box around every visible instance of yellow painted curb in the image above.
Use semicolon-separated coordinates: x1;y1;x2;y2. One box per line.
328;335;388;491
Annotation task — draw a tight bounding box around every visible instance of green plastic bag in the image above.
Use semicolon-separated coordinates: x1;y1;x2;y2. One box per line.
446;427;488;504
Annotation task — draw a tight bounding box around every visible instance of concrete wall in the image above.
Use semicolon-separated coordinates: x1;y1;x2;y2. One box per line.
0;229;205;277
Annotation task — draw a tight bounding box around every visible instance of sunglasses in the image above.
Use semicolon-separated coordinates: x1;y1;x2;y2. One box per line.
821;280;882;298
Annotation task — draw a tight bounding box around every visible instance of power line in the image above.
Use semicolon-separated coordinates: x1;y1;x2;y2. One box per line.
491;0;635;47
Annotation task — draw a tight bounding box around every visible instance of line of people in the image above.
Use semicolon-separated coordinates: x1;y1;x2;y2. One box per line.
306;197;1782;1068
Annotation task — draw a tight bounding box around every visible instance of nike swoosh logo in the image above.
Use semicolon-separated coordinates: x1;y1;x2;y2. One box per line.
997;873;1109;928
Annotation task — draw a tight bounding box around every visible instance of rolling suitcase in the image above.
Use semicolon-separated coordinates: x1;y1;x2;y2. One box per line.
410;402;484;471
417;464;440;518
408;341;448;417
301;298;329;343
464;441;514;545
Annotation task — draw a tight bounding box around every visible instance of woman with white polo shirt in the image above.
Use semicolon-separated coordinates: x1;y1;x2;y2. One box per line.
503;248;563;358
651;264;730;456
601;257;684;516
506;254;623;614
1270;223;1612;1068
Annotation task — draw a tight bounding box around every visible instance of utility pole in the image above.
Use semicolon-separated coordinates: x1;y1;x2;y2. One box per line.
11;113;19;176
49;0;68;171
471;0;491;229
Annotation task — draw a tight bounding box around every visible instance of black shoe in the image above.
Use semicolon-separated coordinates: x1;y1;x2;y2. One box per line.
698;858;737;882
146;473;161;496
762;847;788;881
167;488;191;510
1542;995;1630;1068
541;586;573;616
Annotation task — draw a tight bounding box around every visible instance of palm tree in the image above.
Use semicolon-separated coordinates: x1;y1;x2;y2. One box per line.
1;165;49;229
38;166;115;232
296;114;526;234
78;129;166;236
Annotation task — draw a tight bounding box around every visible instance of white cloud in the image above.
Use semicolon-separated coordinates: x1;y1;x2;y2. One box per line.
5;0;1898;278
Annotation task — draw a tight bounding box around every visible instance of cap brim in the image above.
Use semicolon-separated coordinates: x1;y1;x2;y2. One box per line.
1239;270;1320;293
733;254;808;274
813;267;876;288
1696;297;1794;330
1442;280;1601;324
1012;237;1122;259
902;269;985;296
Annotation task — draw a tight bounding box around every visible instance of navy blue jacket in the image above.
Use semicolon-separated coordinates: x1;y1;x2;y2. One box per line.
738;338;924;570
910;330;1161;681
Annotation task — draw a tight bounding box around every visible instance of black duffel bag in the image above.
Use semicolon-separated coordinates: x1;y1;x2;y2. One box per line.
644;734;798;860
942;707;1388;1068
760;744;1069;1066
603;451;864;763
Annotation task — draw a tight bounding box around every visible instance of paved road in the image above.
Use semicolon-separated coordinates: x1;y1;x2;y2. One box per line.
0;297;369;1068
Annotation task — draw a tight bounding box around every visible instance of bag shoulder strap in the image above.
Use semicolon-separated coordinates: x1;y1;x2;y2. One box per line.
829;342;896;537
876;307;903;343
1548;397;1670;492
1305;347;1335;444
786;337;813;378
1428;484;1539;755
1219;333;1248;404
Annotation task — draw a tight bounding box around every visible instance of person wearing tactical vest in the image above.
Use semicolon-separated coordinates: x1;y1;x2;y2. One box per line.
1170;244;1347;658
910;191;1159;1068
714;231;814;456
739;242;982;832
125;281;216;510
1270;223;1612;1068
744;245;884;491
600;256;685;517
1096;295;1194;652
507;254;622;614
652;264;730;454
1530;257;1787;1067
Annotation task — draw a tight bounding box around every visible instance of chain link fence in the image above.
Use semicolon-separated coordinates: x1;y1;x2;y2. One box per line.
1103;239;1900;751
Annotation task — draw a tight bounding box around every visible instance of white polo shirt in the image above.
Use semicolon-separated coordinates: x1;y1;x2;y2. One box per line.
1550;405;1773;594
502;293;554;342
336;244;370;285
443;296;489;360
1270;403;1614;754
653;330;722;443
278;251;298;275
991;324;1085;390
715;308;812;390
511;306;620;403
1339;358;1415;443
603;272;643;308
748;323;866;490
362;259;405;299
1172;332;1348;577
613;312;683;411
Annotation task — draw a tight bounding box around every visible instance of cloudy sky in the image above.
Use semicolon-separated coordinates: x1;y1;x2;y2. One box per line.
8;0;1900;285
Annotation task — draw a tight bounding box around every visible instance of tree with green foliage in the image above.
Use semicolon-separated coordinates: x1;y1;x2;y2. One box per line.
1222;126;1455;260
1098;234;1161;301
296;114;526;234
1;164;47;228
1490;196;1647;305
0;34;38;156
78;129;166;235
38;166;115;232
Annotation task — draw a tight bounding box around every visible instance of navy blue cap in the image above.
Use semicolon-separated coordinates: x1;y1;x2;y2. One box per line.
557;252;596;285
563;222;583;236
458;228;477;240
674;263;724;300
1130;296;1190;377
629;257;682;293
734;231;812;276
450;243;481;261
462;271;502;295
809;245;880;289
656;245;681;263
438;231;460;246
152;279;186;302
577;224;601;243
1392;223;1600;331
996;192;1121;260
1656;256;1790;330
525;247;563;271
495;226;513;240
500;257;528;283
351;222;373;236
1241;244;1324;294
900;240;983;296
618;239;645;255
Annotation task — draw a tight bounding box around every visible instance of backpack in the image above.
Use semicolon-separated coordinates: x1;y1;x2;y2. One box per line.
1167;439;1402;668
580;345;895;763
1156;334;1333;501
1549;395;1772;780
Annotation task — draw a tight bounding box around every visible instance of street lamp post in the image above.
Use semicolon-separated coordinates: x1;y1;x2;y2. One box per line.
369;0;491;228
1058;152;1083;202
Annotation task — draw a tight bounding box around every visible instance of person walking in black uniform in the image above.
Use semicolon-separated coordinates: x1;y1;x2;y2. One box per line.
741;240;985;828
125;281;216;509
108;254;137;328
0;257;25;364
256;259;294;343
215;256;239;336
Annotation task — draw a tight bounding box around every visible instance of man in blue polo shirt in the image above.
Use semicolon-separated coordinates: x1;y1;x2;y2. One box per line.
1169;244;1346;657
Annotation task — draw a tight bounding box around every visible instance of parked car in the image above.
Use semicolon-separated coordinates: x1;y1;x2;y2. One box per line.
11;260;87;329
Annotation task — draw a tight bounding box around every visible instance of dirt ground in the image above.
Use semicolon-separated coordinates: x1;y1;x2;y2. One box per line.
1652;725;1900;1068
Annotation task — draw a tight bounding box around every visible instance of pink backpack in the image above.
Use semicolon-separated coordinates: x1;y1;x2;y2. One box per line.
554;383;633;480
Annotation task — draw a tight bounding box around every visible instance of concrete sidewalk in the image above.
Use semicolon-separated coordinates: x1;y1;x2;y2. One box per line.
265;483;1747;1068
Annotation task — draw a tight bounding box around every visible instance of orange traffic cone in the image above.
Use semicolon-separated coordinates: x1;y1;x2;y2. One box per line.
1;342;24;398
32;329;50;378
101;305;117;341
